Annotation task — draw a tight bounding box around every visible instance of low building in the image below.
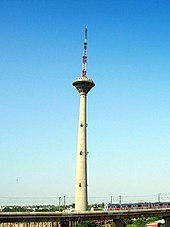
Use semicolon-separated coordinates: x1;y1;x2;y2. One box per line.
146;219;165;227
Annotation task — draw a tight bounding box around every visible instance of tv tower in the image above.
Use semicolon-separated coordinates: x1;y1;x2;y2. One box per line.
73;27;95;211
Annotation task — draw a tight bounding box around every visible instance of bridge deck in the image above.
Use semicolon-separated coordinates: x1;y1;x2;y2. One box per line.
1;208;170;223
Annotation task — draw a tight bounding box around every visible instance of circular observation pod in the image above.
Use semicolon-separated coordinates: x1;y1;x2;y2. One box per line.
73;76;95;94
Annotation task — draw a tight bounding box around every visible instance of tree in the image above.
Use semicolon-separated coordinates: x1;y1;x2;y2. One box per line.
125;217;162;227
78;220;98;227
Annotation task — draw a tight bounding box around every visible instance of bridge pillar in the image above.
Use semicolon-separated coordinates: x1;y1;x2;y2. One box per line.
51;222;59;227
164;217;170;227
113;219;124;227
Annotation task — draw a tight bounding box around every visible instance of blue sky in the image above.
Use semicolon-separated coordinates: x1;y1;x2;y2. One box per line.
0;0;170;206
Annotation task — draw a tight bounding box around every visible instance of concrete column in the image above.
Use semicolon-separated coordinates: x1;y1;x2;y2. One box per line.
113;219;124;227
164;217;170;227
75;92;88;211
51;223;59;227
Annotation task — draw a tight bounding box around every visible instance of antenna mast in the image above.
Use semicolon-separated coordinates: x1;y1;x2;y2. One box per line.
82;27;88;77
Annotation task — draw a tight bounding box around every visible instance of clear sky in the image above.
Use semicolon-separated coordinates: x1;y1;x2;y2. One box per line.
0;0;170;206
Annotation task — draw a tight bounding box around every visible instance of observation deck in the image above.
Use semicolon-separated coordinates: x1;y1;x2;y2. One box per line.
73;76;95;94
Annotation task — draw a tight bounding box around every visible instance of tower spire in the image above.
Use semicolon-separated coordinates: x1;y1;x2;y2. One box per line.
82;27;88;77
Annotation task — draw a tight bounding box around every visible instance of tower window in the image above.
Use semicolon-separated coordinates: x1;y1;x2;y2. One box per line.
79;183;81;187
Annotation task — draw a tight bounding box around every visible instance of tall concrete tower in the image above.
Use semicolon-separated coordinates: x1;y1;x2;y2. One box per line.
73;28;95;211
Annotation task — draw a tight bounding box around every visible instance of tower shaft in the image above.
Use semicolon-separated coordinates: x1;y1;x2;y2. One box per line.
75;92;87;211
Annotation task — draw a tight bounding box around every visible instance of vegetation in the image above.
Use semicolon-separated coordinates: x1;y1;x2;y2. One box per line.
77;220;98;227
1;204;75;212
68;217;163;227
125;217;162;227
2;206;28;212
88;203;105;209
75;217;163;227
1;203;107;212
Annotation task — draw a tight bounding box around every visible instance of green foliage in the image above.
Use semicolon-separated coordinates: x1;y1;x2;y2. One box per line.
124;218;133;226
88;202;105;210
98;203;105;208
125;217;162;227
1;204;76;212
2;206;27;212
146;217;162;224
131;218;147;227
77;220;98;227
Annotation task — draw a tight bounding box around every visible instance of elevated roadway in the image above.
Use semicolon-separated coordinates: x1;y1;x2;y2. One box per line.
1;208;170;226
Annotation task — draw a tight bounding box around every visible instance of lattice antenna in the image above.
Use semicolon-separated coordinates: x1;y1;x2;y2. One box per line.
82;27;88;77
